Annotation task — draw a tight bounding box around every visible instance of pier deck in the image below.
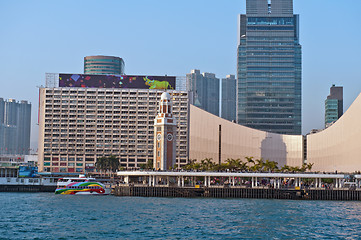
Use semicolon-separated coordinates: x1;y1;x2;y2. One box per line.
115;171;361;200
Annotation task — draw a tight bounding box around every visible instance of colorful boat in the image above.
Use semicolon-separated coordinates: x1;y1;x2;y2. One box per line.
55;176;111;195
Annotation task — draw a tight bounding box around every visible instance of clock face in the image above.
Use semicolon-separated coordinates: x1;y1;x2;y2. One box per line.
167;133;173;141
157;133;161;141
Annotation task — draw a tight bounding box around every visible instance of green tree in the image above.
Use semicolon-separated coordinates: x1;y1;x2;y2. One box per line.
108;155;120;175
263;159;279;172
95;156;107;176
200;158;216;171
95;155;120;177
281;165;291;173
245;157;255;171
306;163;314;171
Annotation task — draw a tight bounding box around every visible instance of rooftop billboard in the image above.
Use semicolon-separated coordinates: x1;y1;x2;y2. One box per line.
59;74;175;90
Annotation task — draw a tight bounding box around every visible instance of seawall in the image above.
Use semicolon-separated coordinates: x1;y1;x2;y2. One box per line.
114;186;361;201
0;185;56;192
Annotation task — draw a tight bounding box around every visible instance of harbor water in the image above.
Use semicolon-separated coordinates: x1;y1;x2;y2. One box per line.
1;193;360;239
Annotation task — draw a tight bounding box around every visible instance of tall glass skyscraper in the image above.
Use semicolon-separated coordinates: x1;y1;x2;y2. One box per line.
325;85;343;128
0;98;31;155
186;69;220;117
237;0;301;135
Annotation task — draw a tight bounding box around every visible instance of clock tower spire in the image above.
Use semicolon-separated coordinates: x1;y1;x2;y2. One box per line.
154;92;177;170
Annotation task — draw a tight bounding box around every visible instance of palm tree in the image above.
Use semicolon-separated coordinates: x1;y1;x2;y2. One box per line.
255;158;265;171
239;161;248;171
307;163;314;171
264;159;279;172
95;156;107;176
108;155;120;175
203;158;216;171
225;158;237;171
96;155;120;177
182;159;197;170
281;165;291;173
245;157;255;171
146;159;153;170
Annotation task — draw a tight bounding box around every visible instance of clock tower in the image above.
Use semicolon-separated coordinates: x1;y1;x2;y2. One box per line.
154;92;177;170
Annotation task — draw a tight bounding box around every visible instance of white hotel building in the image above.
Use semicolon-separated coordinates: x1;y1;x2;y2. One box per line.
38;87;189;173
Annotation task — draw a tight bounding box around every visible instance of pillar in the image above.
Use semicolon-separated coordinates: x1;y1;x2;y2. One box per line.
277;178;280;189
232;177;235;187
204;176;207;187
177;177;181;187
152;176;155;187
149;176;152;186
252;177;254;188
181;176;184;187
124;176;129;184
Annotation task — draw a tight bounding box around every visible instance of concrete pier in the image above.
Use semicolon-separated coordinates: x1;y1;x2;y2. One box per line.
115;171;360;201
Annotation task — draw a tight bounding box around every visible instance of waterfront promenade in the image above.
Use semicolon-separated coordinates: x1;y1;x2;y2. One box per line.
117;171;352;189
115;171;361;200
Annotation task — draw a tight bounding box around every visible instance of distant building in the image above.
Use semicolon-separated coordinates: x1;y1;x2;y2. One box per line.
84;55;125;75
186;69;219;116
221;75;236;122
237;0;302;135
325;85;343;127
0;98;31;155
38;87;189;173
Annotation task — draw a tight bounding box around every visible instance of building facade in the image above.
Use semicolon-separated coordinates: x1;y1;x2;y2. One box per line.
0;98;31;155
38;88;189;173
84;55;125;75
308;93;361;172
237;0;302;135
189;105;304;167
186;69;220;116
325;84;343;128
221;75;236;122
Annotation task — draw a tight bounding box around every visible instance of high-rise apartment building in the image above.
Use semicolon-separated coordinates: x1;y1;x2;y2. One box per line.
237;0;301;135
0;98;31;155
84;55;125;75
221;75;236;122
38;88;189;173
325;85;343;127
186;69;219;116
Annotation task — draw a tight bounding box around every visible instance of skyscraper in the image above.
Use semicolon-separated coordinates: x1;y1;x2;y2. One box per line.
84;55;125;75
325;85;343;127
237;0;301;135
0;98;31;155
221;75;236;122
186;69;220;116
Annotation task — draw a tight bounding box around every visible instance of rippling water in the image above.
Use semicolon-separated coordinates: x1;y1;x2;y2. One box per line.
1;193;361;239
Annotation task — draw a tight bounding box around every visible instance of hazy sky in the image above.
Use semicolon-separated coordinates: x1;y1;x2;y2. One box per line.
1;0;361;150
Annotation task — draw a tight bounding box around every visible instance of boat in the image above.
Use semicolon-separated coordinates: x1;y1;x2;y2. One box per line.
55;175;111;195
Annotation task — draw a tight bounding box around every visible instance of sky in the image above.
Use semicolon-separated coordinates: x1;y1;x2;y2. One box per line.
0;0;361;151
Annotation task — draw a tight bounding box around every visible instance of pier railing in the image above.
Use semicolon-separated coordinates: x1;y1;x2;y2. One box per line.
116;171;359;190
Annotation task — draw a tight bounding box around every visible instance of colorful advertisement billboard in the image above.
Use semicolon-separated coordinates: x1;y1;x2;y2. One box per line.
19;166;38;178
59;73;175;90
